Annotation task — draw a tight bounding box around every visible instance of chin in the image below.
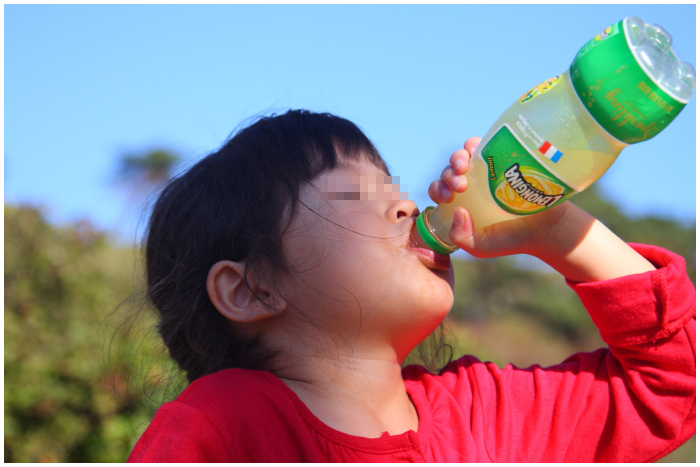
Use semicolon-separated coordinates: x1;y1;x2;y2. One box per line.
394;289;454;363
382;261;455;352
410;271;455;326
430;263;455;289
423;263;456;305
427;285;454;322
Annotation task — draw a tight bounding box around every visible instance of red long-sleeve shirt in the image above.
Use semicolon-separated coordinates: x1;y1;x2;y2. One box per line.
128;244;696;462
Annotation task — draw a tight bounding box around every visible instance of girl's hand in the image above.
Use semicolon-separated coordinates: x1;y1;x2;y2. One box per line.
428;137;564;259
428;138;655;282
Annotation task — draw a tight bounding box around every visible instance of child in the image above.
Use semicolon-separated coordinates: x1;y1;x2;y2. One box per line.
128;110;695;462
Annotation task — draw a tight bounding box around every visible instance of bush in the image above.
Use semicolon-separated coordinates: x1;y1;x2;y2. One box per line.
4;205;183;462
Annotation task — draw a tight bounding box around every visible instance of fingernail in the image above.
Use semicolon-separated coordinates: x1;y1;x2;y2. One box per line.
440;185;452;200
452;177;463;191
455;159;465;171
453;208;464;226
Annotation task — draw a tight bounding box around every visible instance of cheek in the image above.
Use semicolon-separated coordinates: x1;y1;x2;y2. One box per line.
320;245;397;301
283;235;393;312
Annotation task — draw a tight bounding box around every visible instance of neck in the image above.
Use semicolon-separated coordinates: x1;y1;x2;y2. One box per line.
271;346;419;439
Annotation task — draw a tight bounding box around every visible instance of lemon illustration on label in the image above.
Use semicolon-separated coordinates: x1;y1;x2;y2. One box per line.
484;125;575;216
494;165;565;213
520;75;561;103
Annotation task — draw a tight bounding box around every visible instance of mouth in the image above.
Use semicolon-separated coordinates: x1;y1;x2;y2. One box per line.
411;246;452;270
406;219;451;270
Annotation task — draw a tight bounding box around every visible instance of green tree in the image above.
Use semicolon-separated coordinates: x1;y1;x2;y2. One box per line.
4;206;182;462
115;150;181;202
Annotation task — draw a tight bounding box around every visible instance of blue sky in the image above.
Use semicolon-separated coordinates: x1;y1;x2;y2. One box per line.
5;4;696;245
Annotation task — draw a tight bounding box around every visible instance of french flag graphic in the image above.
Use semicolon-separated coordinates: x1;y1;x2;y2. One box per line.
539;141;563;163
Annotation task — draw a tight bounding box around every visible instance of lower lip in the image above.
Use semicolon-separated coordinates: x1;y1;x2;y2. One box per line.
411;247;451;270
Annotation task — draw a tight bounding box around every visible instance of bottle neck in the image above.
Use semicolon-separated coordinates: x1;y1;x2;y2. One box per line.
415;207;457;255
565;68;628;149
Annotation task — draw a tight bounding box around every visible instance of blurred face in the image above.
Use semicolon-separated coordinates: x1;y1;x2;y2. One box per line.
277;158;454;361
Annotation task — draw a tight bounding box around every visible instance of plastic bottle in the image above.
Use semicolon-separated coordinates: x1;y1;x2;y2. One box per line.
415;17;696;255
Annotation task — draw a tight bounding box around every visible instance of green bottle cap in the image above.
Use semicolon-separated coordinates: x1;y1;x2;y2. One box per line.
569;17;693;144
415;207;458;256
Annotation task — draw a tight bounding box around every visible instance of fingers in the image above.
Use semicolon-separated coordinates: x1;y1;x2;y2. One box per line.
449;149;470;175
428;141;478;205
428;164;468;204
464;137;481;156
441;163;467;192
449;207;475;250
428;179;455;204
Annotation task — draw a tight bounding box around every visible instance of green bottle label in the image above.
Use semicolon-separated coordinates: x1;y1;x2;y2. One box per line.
569;20;685;144
484;125;576;215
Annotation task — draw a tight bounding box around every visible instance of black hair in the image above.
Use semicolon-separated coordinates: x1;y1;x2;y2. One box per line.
145;110;390;383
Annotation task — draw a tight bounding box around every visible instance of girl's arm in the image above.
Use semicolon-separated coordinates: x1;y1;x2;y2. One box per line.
436;244;695;462
430;139;696;462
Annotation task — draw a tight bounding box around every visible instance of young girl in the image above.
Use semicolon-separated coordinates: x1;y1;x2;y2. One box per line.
127;110;695;462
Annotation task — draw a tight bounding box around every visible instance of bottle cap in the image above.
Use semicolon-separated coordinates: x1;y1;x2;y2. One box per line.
569;17;695;144
415;207;458;256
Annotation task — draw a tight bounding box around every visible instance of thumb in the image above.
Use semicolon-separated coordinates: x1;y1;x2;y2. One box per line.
449;207;475;250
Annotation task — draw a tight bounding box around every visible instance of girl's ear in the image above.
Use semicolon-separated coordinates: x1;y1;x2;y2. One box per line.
206;260;286;323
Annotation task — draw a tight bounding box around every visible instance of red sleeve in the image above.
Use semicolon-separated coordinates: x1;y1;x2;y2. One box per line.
440;244;696;463
127;401;231;463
